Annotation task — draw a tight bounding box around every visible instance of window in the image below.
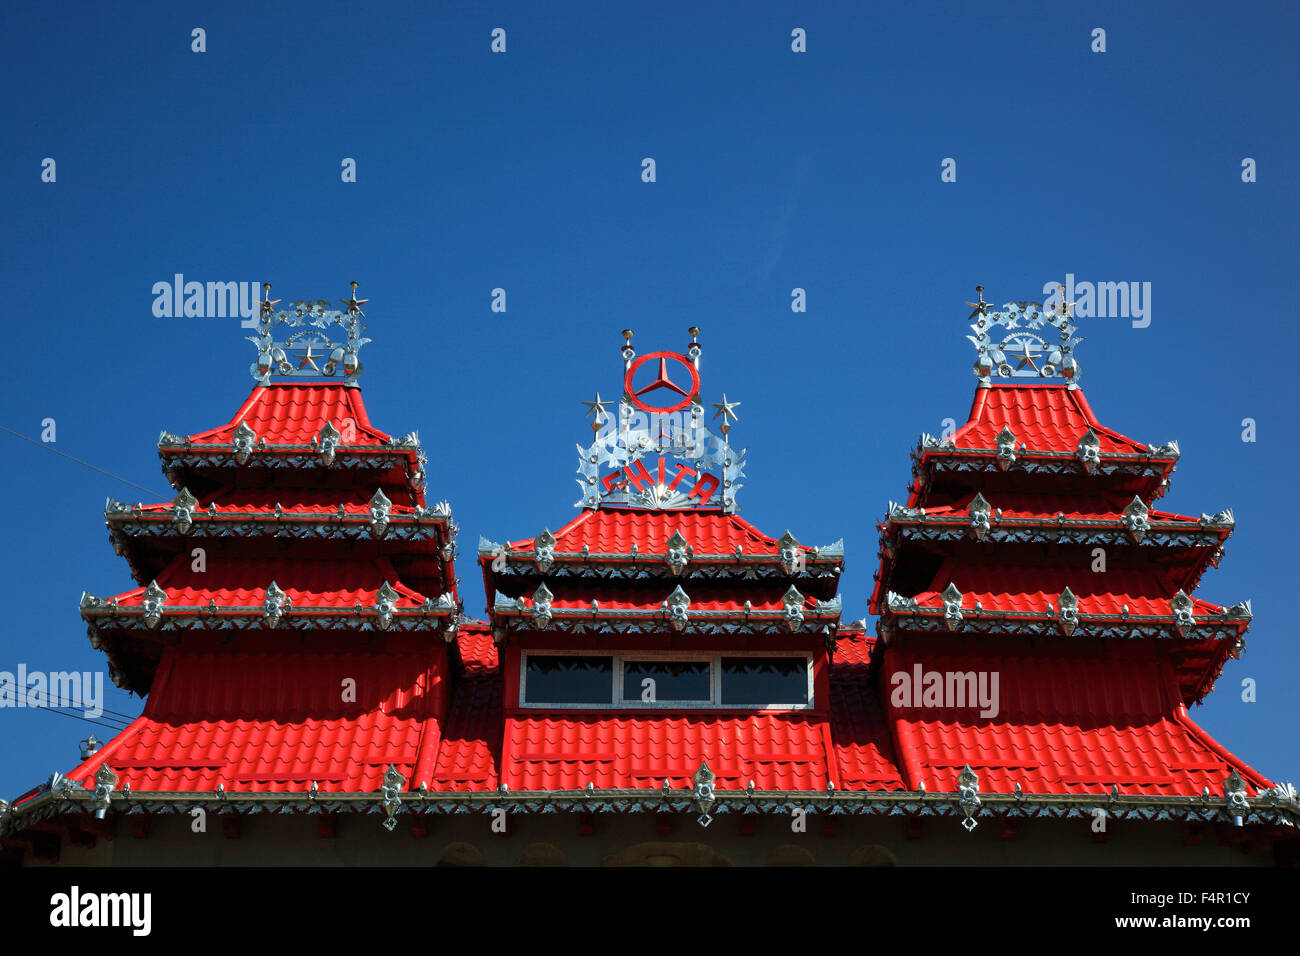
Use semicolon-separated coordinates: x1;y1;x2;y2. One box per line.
720;657;810;706
519;652;812;709
622;660;711;703
523;655;613;704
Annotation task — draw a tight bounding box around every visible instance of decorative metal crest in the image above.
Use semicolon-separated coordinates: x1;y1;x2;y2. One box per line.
966;286;1084;386
575;329;747;513
247;282;372;386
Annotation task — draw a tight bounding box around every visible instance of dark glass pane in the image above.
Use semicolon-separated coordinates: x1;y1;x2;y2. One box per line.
524;655;613;704
720;657;809;705
622;660;710;702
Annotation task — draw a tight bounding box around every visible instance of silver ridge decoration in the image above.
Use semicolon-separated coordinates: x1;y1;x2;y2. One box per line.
247;282;372;386
966;285;1084;386
575;328;749;513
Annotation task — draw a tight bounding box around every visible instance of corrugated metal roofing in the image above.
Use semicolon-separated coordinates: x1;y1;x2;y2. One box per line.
501;712;831;791
111;555;425;608
884;645;1272;796
185;384;393;447
63;646;445;792
507;507;810;554
950;384;1150;454
914;561;1224;616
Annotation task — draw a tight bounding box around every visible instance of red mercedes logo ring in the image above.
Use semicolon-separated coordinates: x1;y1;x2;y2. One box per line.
624;351;701;414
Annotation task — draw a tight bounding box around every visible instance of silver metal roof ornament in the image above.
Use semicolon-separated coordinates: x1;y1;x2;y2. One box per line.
375;581;400;630
1122;496;1150;542
782;585;806;632
1058;586;1079;636
92;764;119;820
968;492;992;540
247;282;371;386
1170;590;1195;637
967;286;1084;387
534;529;557;573
531;582;554;629
665;529;690;575
1076;428;1102;473
379;764;405;831
232;421;257;465
665;585;691;631
941;583;964;630
1225;770;1248;827
263;582;289;628
173;488;199;534
995;426;1017;470
368;488;392;538
79;735;101;760
317;421;341;466
693;761;716;828
957;764;981;832
574;328;748;513
141;580;167;628
778;530;802;575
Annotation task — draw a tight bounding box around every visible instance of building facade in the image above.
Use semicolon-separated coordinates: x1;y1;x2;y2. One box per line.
2;288;1296;866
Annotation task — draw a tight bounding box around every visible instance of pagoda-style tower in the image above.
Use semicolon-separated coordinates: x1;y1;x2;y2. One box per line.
868;289;1283;822
478;329;848;811
58;286;459;821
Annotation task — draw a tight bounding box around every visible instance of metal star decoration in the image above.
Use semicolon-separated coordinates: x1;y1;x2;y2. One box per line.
260;283;281;318
581;393;613;422
1047;284;1076;321
341;281;368;317
296;346;321;371
1013;342;1041;371
965;285;989;320
712;394;740;425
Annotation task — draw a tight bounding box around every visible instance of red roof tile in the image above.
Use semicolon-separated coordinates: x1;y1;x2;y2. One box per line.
949;384;1150;454
921;490;1194;523
507;508;811;555
185;384;393;447
454;623;499;675
63;646;445;792
884;645;1271;796
505;581;823;613
501;712;831;790
916;561;1224;617
428;678;501;790
111;555;426;608
131;486;424;516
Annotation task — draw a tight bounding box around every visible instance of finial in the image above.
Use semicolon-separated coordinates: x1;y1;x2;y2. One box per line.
260;283;281;318
622;329;634;343
247;282;372;386
965;289;1083;386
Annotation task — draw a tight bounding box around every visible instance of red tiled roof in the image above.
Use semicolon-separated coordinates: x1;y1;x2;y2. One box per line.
501;712;831;790
130;486;423;516
110;555;426;608
428;677;501;791
948;384;1150;454
920;490;1194;523
63;645;445;792
504;581;823;613
507;508;811;555
454;623;499;675
915;561;1224;617
884;644;1272;796
184;384;393;447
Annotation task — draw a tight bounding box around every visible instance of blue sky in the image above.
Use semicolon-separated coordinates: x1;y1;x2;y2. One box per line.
1;0;1296;797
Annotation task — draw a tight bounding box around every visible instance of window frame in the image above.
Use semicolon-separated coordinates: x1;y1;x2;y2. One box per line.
518;649;814;710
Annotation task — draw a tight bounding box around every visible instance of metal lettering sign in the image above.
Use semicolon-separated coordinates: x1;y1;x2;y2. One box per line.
575;329;747;512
